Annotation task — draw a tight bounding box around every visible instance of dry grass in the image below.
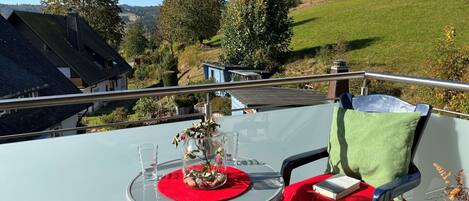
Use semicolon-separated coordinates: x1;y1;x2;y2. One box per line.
290;0;331;11
177;46;221;85
282;57;324;77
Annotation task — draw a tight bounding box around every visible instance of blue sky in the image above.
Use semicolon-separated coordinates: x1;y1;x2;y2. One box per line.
2;0;162;6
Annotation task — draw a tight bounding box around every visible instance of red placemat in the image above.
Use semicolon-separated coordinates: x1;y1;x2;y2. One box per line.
157;166;251;201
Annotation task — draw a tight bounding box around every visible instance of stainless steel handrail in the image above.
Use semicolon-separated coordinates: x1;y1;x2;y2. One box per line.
364;72;469;91
0;71;365;110
0;113;205;140
3;71;469;110
432;108;469;118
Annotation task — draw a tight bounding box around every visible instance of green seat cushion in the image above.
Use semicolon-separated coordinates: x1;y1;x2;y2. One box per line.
326;107;421;187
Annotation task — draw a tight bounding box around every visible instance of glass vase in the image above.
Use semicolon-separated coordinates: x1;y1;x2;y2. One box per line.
181;134;227;190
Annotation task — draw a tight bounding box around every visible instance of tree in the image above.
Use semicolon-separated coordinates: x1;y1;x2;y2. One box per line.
156;46;178;86
41;0;124;48
121;22;148;59
419;26;469;113
133;97;160;118
100;107;129;129
157;46;178;72
157;0;224;45
220;0;292;70
133;97;174;119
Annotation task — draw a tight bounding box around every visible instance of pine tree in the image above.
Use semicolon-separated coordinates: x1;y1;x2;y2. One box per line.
121;21;148;59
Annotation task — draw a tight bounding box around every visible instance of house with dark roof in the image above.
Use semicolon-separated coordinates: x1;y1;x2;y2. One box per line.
203;62;269;83
203;62;270;96
0;15;89;141
7;11;132;112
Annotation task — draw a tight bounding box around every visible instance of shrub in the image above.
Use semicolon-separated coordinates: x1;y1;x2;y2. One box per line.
133;65;150;81
174;94;197;107
210;97;231;115
161;71;178;86
333;34;349;59
158;46;178;71
133;97;161;118
315;45;335;66
100;107;129;129
220;0;292;71
187;79;216;103
418;25;469;113
316;34;349;66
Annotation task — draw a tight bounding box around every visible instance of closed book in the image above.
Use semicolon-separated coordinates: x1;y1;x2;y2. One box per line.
312;175;361;200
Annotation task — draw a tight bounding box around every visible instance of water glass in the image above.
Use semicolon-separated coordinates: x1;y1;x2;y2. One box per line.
138;144;158;181
224;132;239;164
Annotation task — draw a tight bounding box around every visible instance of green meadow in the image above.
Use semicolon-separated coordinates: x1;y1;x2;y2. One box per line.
289;0;469;73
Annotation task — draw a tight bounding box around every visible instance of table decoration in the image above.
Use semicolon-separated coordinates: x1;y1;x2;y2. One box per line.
171;119;227;189
157;166;251;201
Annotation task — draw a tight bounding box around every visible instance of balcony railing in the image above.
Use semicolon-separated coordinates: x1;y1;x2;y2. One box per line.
3;71;469;110
2;71;469;140
1;71;469;201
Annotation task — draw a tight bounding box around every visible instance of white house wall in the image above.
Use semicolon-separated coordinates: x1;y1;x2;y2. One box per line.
59;114;79;136
116;73;128;91
40;114;80;139
82;74;128;113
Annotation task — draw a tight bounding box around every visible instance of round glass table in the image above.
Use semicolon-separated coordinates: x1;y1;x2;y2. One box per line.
126;159;284;201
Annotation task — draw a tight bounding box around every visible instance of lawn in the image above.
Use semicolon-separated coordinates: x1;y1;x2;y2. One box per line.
289;0;469;73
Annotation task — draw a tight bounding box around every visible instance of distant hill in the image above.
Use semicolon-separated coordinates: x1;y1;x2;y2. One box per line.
0;4;159;32
0;4;40;17
119;4;160;33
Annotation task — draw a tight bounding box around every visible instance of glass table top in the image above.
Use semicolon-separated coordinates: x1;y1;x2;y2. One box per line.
127;159;283;201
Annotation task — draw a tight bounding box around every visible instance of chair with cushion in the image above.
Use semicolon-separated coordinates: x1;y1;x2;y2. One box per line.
281;93;432;201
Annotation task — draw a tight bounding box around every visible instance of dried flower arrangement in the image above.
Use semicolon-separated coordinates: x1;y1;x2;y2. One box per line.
433;163;469;200
172;119;227;189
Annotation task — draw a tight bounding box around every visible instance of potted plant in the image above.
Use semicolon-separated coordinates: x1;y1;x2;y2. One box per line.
172;119;227;189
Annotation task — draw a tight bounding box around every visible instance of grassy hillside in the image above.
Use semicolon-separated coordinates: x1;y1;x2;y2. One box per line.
289;0;469;73
188;0;469;83
178;46;221;85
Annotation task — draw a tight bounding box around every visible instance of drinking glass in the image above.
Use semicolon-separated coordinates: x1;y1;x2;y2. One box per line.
138;144;158;181
224;132;239;165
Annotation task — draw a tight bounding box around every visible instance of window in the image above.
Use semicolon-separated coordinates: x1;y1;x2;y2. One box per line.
30;91;39;98
18;91;39;98
49;126;63;138
210;70;215;79
110;80;116;91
